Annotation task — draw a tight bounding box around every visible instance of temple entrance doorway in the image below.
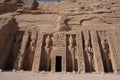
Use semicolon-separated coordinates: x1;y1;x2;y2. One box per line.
56;56;62;72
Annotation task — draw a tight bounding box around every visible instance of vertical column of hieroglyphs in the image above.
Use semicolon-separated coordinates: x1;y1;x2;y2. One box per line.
91;31;104;73
62;33;67;72
32;32;44;72
14;31;29;70
76;32;85;73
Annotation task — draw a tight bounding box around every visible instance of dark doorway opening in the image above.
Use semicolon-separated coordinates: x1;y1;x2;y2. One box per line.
56;56;62;72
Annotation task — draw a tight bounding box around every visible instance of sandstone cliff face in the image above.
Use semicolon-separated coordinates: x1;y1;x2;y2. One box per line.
22;0;39;10
0;17;18;69
0;0;22;3
0;0;120;74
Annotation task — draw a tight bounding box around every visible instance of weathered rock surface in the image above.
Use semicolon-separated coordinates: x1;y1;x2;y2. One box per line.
0;17;18;29
0;17;18;69
22;0;39;10
0;0;23;14
56;15;71;31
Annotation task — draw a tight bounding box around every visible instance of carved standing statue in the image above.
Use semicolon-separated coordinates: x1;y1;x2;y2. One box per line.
13;34;23;69
14;34;23;58
69;35;75;71
19;32;37;70
101;39;111;72
29;33;37;69
85;40;94;72
45;35;51;71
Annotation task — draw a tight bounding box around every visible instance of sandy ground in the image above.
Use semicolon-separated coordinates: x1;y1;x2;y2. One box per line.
0;72;120;80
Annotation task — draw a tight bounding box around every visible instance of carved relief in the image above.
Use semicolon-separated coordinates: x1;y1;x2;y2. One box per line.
52;32;66;47
32;33;44;72
56;15;71;31
45;35;52;71
83;31;95;72
21;31;38;70
66;34;77;72
85;40;95;72
40;34;52;71
14;32;24;58
29;32;38;69
97;31;113;72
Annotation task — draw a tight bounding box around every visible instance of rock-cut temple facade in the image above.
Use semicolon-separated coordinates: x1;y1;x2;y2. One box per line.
0;0;120;74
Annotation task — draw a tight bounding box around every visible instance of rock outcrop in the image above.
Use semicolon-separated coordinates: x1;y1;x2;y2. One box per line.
0;17;18;69
22;0;39;11
0;0;23;3
56;15;71;31
0;0;23;14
